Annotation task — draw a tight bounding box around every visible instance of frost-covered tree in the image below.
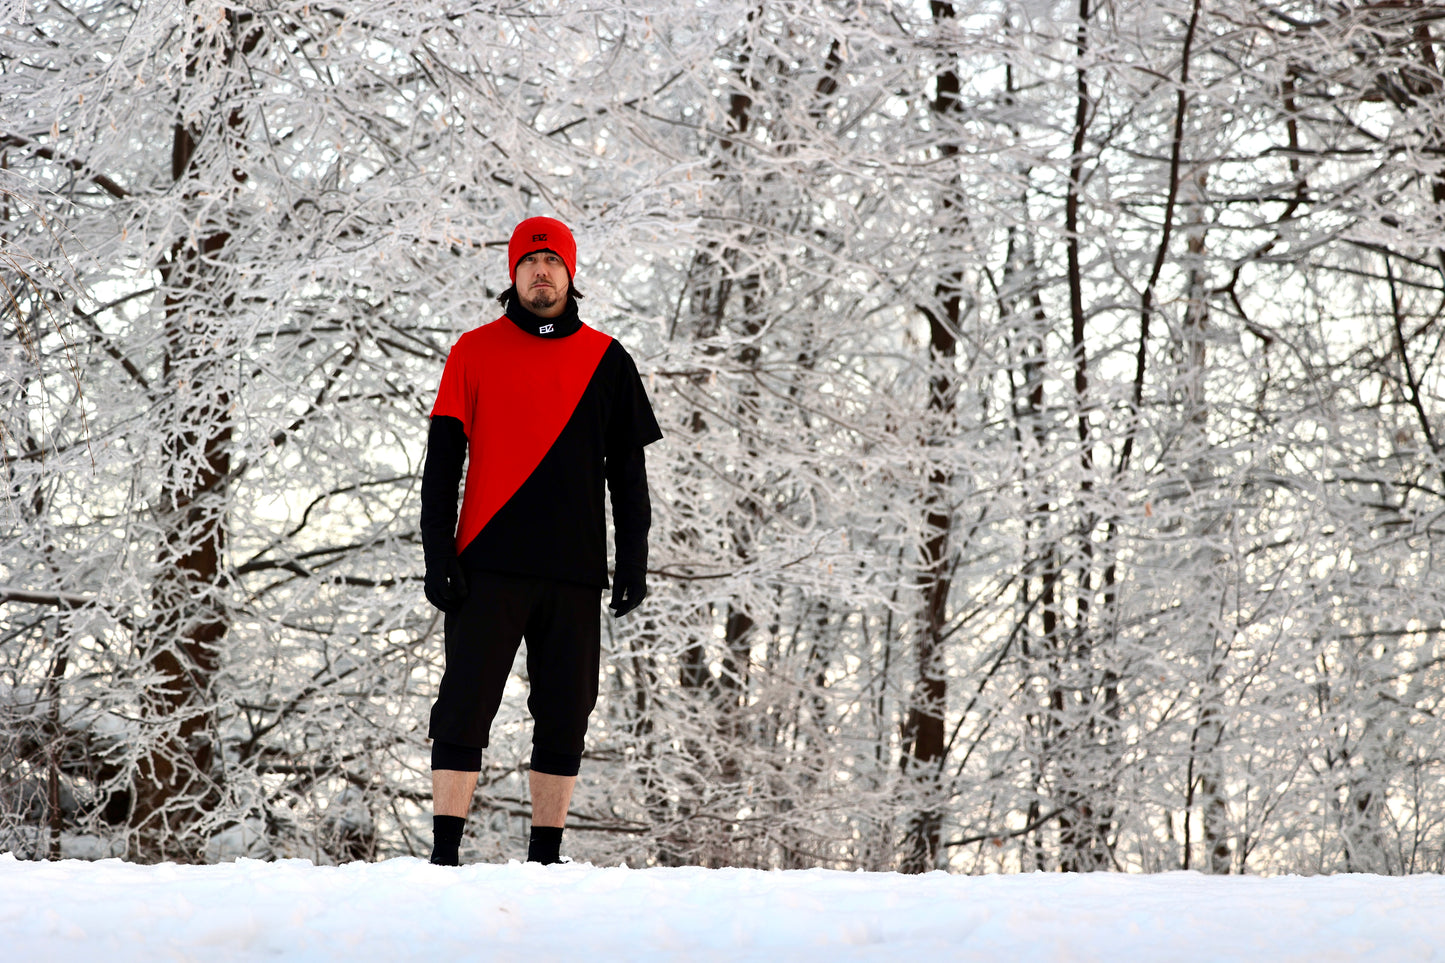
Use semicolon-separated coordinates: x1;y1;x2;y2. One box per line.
3;0;1444;874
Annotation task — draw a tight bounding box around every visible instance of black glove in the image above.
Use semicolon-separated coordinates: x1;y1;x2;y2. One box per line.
609;572;647;618
424;555;469;613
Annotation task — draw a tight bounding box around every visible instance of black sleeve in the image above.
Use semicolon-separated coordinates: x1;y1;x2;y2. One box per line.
605;445;651;580
605;345;663;455
420;415;467;562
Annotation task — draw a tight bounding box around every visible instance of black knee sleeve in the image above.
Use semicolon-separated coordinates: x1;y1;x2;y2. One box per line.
530;746;581;777
431;739;483;772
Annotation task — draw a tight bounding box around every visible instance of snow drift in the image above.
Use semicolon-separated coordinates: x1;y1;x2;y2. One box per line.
2;854;1442;961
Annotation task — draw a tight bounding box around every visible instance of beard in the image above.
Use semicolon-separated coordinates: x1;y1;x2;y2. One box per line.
520;284;563;314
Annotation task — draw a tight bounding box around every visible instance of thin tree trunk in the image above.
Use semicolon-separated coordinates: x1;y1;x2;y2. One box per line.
899;0;962;874
1051;0;1113;874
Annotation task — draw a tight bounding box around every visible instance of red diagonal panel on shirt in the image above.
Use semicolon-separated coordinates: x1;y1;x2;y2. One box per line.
453;319;612;554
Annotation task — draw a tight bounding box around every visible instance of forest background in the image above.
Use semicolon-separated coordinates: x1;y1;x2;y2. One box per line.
2;0;1444;875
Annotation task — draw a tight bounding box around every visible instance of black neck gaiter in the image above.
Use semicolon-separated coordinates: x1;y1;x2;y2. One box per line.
506;297;581;339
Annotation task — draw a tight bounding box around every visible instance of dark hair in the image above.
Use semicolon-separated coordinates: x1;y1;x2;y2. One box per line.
495;283;585;307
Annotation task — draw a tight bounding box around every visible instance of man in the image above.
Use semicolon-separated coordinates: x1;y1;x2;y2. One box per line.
419;216;662;866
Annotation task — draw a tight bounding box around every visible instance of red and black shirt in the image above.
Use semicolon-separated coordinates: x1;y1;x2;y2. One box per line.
420;300;662;589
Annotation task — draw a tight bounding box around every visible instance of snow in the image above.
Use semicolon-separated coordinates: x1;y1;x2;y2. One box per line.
1;854;1442;962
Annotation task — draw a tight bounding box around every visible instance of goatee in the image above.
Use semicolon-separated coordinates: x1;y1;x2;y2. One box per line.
522;288;560;313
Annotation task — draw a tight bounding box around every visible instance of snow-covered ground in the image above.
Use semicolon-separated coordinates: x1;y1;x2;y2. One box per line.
2;853;1443;961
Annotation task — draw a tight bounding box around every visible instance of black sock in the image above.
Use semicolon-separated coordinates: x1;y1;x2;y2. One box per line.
430;815;465;866
527;825;564;865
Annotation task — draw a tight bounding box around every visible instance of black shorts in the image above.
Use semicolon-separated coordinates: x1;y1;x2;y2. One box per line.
427;571;601;773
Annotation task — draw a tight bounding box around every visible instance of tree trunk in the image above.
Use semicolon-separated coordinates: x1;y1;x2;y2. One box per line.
899;0;962;874
129;4;261;860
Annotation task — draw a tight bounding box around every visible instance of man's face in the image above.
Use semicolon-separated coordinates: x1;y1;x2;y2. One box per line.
515;250;570;318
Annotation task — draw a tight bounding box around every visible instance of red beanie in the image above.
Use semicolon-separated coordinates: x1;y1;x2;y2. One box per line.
508;217;577;282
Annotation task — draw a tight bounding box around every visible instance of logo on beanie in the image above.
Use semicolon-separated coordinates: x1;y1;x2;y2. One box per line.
533;234;547;242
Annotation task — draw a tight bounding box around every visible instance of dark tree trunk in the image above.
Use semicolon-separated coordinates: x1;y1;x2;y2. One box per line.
128;4;262;860
899;0;962;874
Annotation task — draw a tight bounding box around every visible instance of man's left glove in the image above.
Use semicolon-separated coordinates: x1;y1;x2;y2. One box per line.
424;555;469;613
609;572;647;618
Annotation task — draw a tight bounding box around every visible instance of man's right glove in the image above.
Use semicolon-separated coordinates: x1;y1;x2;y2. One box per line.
609;572;647;618
424;555;469;613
